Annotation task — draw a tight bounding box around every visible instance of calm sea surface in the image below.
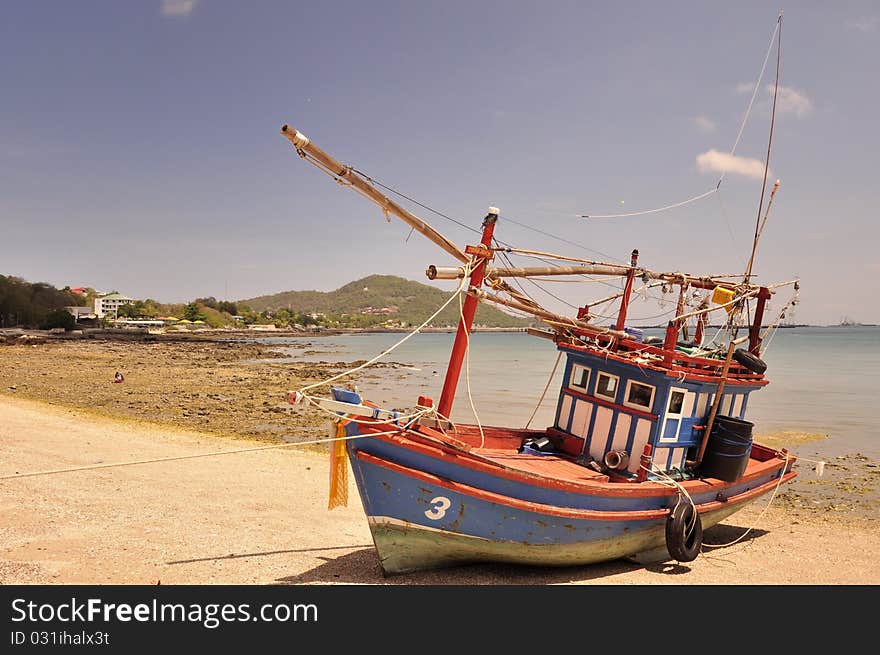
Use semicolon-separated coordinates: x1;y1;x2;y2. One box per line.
255;327;880;459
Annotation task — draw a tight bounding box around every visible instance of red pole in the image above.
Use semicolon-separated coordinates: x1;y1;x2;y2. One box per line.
693;297;709;346
614;249;639;332
437;209;498;419
662;283;689;360
749;286;771;355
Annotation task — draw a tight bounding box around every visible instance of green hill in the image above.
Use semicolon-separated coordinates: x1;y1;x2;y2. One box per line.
240;275;531;328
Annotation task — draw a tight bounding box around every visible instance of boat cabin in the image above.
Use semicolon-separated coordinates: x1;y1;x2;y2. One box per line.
551;344;764;476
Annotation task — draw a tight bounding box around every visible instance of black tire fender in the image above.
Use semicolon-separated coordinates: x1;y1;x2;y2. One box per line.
733;347;767;374
665;502;703;562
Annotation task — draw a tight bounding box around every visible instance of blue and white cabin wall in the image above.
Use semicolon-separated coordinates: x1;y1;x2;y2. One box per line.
553;348;760;473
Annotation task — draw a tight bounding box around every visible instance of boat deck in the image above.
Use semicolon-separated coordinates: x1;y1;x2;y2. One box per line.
475;449;611;483
474;446;774;486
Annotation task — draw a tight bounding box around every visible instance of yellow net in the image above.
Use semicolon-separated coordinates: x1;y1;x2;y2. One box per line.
328;420;348;509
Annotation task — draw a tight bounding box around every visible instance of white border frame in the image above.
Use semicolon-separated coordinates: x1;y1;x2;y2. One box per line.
594;372;620;403
659;386;687;443
569;364;591;392
623;379;656;411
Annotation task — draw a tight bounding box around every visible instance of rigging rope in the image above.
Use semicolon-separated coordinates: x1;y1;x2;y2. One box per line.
578;12;783;221
458;264;486;448
296;262;473;394
524;351;563;429
702;453;791;549
581;189;718;220
350;168;482;236
499;214;622;263
745;14;783;282
0;428;410;481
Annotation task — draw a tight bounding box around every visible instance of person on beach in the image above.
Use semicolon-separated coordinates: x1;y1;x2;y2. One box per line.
114;371;124;383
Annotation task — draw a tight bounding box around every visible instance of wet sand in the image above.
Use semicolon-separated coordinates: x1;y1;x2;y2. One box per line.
0;336;369;444
0;337;877;584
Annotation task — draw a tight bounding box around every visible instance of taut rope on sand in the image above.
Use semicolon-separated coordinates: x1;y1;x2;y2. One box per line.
0;428;406;481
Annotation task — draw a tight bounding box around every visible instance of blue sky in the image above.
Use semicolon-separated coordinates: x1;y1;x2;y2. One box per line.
2;1;878;324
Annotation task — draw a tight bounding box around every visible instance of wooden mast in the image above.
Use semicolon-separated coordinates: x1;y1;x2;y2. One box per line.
615;249;639;332
437;209;498;420
690;342;737;467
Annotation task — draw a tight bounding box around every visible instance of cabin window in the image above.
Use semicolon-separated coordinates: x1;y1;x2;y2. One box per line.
668;390;685;414
594;373;619;402
623;380;655;411
661;386;688;442
569;364;590;392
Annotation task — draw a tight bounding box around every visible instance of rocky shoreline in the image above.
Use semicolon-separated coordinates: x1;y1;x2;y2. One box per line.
1;335;877;523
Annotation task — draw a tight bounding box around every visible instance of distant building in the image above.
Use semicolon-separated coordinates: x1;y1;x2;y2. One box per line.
65;306;96;320
94;292;133;319
360;305;399;315
114;319;165;328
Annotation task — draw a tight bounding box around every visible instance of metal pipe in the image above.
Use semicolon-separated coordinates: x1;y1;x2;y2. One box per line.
426;265;466;280
604;450;630;471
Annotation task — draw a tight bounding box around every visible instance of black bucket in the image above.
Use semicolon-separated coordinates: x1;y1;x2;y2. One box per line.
700;415;754;482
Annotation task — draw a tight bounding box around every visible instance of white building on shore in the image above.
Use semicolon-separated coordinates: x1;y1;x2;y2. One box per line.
94;292;133;319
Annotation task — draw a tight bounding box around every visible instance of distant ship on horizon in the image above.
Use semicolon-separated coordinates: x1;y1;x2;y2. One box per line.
835;316;877;327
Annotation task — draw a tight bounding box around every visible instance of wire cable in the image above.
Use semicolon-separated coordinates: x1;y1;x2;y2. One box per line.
577;12;783;221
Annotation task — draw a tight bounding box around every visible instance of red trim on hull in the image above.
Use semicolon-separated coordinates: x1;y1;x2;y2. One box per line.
352;419;795;499
557;343;769;386
356;450;796;521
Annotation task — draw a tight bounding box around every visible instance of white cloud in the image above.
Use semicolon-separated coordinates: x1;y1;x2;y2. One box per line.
696;149;768;180
767;85;813;117
161;0;198;17
846;16;877;33
692;115;717;133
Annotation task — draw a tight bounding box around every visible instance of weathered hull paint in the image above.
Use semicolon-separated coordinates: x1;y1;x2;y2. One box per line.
348;440;788;574
369;501;746;574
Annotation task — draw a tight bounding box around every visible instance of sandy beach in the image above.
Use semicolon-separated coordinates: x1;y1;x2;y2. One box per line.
1;335;878;584
1;389;877;585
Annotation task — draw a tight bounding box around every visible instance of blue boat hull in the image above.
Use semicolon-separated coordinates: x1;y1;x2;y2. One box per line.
347;432;791;574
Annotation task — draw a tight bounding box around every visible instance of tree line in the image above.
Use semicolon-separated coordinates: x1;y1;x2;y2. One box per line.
0;275;84;329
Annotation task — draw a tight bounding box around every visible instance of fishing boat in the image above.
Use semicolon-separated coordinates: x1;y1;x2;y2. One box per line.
278;17;800;572
280;121;799;573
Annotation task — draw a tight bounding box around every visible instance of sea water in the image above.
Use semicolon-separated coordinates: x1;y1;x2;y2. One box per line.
256;326;880;459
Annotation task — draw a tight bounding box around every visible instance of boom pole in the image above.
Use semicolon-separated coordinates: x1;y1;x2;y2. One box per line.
280;125;468;264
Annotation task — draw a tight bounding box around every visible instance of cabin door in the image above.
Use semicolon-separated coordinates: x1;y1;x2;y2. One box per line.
660;387;694;443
